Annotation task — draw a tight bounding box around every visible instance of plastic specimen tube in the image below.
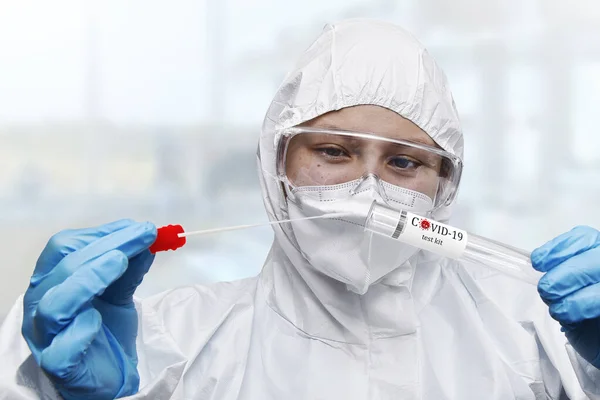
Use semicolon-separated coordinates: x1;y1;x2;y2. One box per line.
365;202;542;285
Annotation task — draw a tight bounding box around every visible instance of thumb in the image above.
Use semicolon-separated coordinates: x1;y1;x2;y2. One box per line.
99;250;155;306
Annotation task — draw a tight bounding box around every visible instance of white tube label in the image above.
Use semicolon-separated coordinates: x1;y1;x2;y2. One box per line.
394;211;468;259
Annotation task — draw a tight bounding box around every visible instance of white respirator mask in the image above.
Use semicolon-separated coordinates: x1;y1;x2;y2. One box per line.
286;174;434;294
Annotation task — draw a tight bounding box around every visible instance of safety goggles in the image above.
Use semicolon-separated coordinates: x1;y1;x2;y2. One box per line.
275;127;463;210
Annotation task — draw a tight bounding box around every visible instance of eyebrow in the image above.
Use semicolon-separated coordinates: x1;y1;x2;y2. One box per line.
312;122;439;148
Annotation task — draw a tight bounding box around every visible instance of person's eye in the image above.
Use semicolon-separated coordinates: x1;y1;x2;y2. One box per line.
390;156;421;170
315;146;348;158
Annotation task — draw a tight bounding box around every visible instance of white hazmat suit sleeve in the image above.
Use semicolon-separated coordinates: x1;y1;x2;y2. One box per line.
0;277;258;399
0;296;61;399
569;347;600;399
462;260;600;400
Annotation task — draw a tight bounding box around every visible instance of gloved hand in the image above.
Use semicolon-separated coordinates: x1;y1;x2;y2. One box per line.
22;220;157;400
531;225;600;369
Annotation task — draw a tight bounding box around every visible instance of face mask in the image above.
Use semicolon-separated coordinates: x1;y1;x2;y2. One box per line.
286;175;434;295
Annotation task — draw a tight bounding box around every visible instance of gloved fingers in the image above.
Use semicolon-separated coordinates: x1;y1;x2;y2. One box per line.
33;250;129;347
100;249;155;306
531;225;600;273
561;319;600;366
42;308;136;400
537;245;600;302
29;222;156;296
34;219;134;278
39;307;102;384
63;221;156;275
548;281;600;324
92;299;139;358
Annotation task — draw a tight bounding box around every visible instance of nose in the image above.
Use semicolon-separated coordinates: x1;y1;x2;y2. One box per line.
349;173;388;198
362;155;385;179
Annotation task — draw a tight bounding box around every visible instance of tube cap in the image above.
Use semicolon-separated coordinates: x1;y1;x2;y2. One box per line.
149;224;186;253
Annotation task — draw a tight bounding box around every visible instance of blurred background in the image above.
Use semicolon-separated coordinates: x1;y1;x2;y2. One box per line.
1;0;600;321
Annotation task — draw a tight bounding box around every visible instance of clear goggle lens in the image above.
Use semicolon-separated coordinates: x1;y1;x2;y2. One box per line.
276;127;462;210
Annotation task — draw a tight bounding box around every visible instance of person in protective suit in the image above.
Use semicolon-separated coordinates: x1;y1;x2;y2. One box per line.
2;19;600;400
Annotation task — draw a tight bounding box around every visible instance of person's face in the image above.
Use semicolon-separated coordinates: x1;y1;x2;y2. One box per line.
285;105;443;199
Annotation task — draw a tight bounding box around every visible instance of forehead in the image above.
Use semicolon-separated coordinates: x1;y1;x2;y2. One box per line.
301;105;437;148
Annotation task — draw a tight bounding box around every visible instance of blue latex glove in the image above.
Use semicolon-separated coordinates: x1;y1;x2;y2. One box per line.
22;220;157;400
532;225;600;368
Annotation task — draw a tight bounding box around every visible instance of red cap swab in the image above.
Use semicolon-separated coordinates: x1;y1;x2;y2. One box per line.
149;224;186;254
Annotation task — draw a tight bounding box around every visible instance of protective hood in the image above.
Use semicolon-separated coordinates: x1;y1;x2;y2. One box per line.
256;18;464;343
259;18;463;226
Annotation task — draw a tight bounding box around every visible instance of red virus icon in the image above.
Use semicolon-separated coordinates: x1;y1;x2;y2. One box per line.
420;219;431;230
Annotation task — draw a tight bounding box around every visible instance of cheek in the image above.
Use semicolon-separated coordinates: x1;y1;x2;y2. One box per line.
285;150;305;181
289;163;331;186
287;159;357;186
286;151;321;186
414;175;440;200
386;174;439;200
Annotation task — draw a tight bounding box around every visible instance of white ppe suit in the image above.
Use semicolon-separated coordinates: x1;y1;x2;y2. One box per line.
2;18;600;400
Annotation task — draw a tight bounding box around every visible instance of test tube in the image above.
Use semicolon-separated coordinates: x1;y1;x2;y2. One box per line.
365;202;542;285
